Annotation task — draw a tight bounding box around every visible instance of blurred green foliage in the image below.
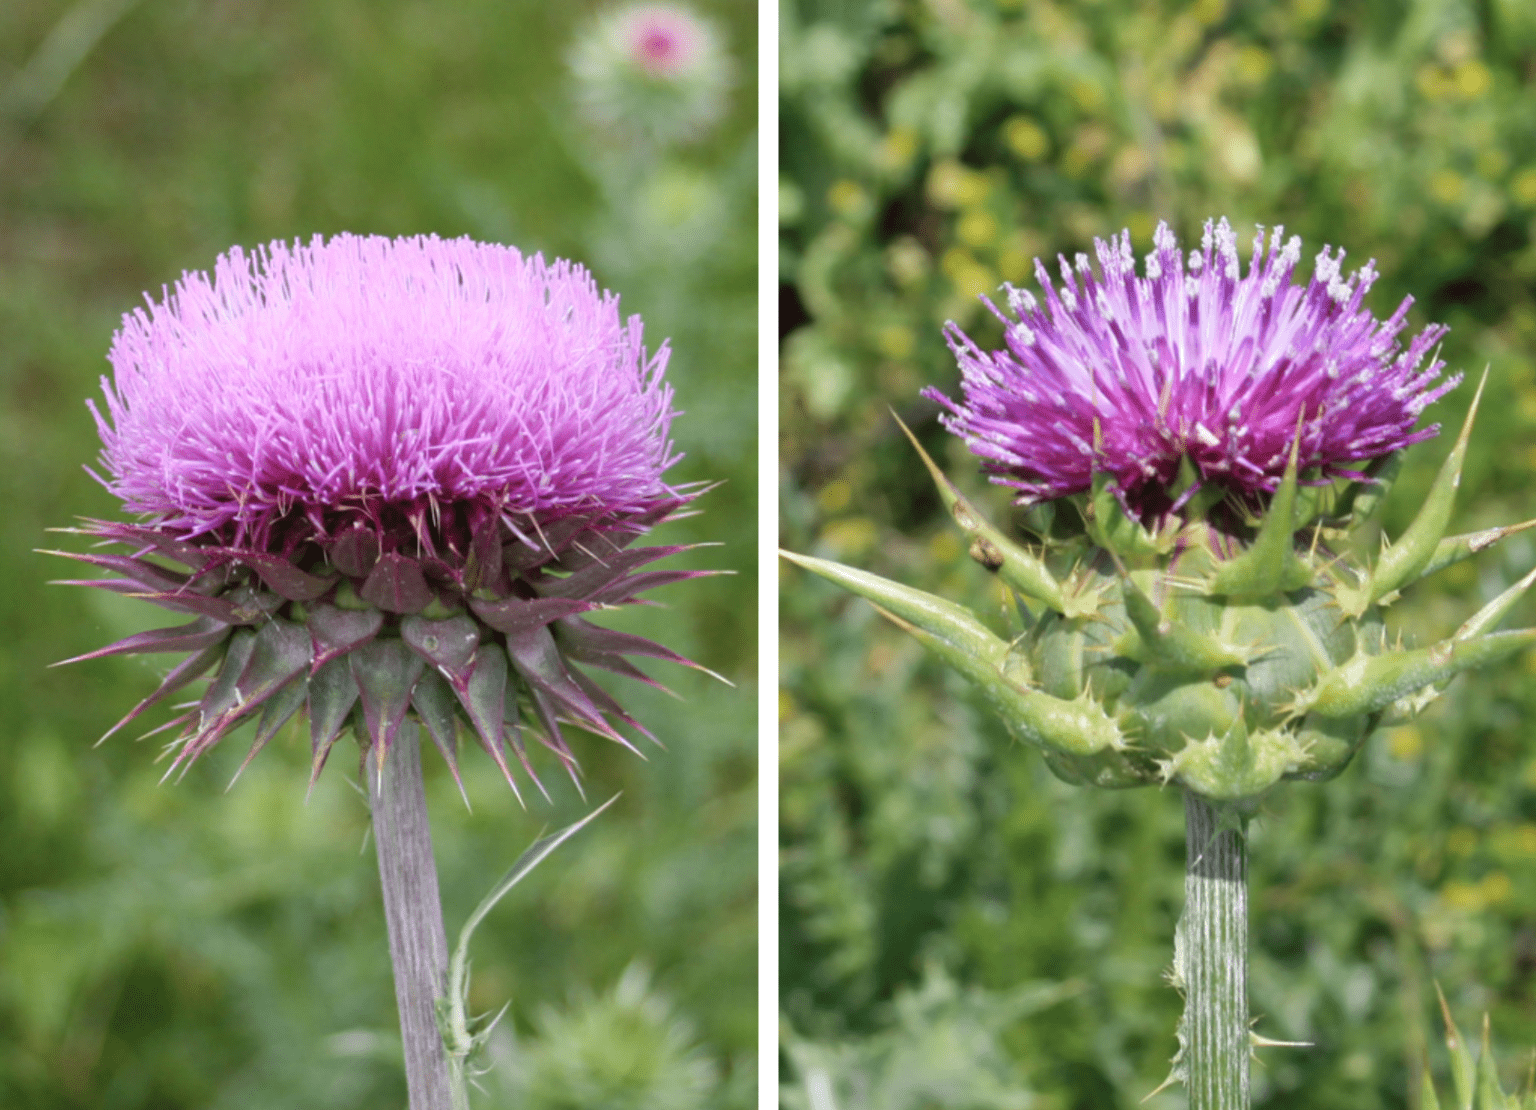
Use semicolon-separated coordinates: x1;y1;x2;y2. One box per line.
0;1;756;1107
780;0;1536;1106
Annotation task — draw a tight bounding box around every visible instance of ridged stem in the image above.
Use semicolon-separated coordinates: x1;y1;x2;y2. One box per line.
368;722;455;1110
1180;791;1249;1110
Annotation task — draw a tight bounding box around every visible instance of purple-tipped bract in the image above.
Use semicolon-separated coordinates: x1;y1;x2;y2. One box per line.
926;218;1459;522
57;234;715;800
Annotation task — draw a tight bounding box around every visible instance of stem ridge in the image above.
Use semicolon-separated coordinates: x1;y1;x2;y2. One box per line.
1180;791;1250;1110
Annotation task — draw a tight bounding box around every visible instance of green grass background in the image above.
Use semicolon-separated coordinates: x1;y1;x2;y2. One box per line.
0;2;757;1107
780;1;1536;1107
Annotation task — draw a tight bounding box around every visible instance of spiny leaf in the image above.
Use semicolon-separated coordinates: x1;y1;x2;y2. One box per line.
1160;723;1310;800
555;617;715;685
1205;420;1313;599
1417;518;1536;584
40;548;190;592
786;551;1131;758
68;519;211;570
781;549;1010;674
1455;567;1536;642
229;675;308;789
1301;629;1536;719
197;628;259;726
893;412;1074;614
536;544;696;600
1442;980;1483;1110
1343;368;1487;615
116;589;245;624
1478;1014;1507;1110
590;567;721;605
231;618;311;710
1122;577;1251;674
506;625;629;749
1422;1055;1443;1110
441;794;619;1082
452;642;525;802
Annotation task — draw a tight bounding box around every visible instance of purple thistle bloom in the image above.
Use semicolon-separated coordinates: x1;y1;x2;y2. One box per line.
54;234;715;800
926;218;1459;523
95;234;680;546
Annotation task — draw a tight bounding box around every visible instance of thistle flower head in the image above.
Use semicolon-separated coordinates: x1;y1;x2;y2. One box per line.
926;218;1459;524
570;3;731;148
96;234;680;546
623;5;712;77
789;217;1536;806
56;234;716;801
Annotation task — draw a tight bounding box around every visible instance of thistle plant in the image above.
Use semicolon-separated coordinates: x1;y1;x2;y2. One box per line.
53;233;714;1109
784;218;1536;1108
569;2;732;152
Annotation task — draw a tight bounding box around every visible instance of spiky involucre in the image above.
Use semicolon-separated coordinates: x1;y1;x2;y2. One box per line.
56;234;716;801
927;219;1460;521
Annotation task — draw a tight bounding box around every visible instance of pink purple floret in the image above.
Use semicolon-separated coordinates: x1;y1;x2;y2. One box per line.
926;218;1459;520
92;234;682;546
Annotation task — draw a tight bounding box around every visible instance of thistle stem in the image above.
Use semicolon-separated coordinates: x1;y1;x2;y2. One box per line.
368;721;456;1110
1179;791;1249;1110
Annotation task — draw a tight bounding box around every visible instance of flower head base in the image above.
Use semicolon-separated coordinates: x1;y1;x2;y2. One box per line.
55;234;717;801
927;218;1459;525
570;3;732;148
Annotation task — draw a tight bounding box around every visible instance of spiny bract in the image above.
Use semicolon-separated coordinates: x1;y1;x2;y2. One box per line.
787;220;1536;803
53;234;717;802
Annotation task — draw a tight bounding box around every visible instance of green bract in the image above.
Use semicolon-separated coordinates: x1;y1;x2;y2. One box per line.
785;381;1536;803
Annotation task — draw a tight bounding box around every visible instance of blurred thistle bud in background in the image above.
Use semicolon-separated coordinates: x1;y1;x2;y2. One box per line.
53;233;717;802
569;3;733;151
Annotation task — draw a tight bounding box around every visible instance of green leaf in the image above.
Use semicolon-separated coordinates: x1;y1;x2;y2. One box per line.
782;550;1128;757
1301;629;1536;720
1342;369;1487;615
1438;983;1476;1110
442;795;620;1081
1206;423;1312;599
1122;576;1251;674
1416;518;1536;584
893;413;1081;615
1478;1014;1508;1109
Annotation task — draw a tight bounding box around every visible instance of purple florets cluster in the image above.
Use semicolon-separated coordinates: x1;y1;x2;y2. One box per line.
93;234;681;545
927;218;1459;521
